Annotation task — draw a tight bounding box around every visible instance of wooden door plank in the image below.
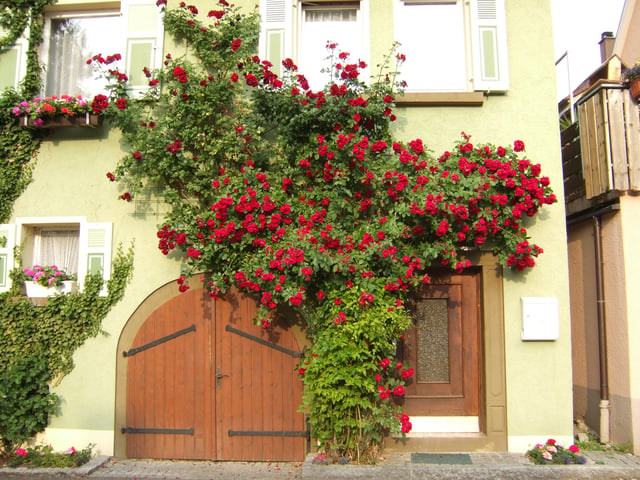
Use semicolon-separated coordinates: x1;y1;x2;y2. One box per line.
461;275;480;415
624;90;640;190
578;102;595;198
203;293;216;459
607;89;630;190
216;290;305;461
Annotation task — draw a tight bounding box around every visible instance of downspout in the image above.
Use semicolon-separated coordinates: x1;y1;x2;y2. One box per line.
593;215;610;443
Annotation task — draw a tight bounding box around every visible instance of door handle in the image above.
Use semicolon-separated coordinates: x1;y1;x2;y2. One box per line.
216;367;229;389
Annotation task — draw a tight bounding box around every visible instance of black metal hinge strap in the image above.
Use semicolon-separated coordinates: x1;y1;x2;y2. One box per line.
123;324;196;357
225;324;301;358
121;427;194;435
228;430;309;438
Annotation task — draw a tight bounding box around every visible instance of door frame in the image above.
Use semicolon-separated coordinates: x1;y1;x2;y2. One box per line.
114;278;308;458
385;251;508;452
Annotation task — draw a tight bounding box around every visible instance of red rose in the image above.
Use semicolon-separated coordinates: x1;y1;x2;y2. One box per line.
393;385;405;397
514;140;525;152
245;74;259;87
91;94;109;114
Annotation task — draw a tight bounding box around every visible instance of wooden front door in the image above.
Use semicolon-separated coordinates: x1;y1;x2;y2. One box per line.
401;270;481;417
124;288;305;461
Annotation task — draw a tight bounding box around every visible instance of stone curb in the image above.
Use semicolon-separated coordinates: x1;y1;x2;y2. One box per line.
0;454;111;477
301;453;640;480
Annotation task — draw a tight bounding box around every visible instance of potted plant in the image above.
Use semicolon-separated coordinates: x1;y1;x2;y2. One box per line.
11;95;106;128
525;438;587;465
623;61;640;100
22;265;78;297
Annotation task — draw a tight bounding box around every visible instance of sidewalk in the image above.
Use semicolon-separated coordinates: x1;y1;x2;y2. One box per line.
2;450;640;480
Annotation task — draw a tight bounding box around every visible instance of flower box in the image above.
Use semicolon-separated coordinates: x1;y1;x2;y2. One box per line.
19;113;102;128
24;280;77;298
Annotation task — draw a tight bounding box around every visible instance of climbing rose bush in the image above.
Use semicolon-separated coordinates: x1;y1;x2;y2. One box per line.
101;1;556;462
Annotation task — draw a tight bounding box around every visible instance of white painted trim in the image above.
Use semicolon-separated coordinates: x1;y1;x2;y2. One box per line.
404;416;480;435
15;217;86;246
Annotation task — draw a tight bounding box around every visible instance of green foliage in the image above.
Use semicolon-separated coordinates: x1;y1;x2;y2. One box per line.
0;89;39;224
0;245;134;454
0;355;58;455
0;0;50;223
6;443;93;468
300;288;412;462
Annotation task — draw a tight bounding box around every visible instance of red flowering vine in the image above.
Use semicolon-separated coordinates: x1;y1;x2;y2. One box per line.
102;1;556;463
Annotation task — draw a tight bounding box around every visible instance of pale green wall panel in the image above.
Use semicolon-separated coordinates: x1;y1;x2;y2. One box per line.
0;48;19;91
481;27;498;80
128;41;153;85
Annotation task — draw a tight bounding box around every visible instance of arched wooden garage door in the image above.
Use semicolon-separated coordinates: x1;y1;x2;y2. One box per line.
123;288;306;461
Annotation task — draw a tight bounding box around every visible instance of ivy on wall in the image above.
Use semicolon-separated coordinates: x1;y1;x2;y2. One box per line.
0;0;55;223
0;245;134;454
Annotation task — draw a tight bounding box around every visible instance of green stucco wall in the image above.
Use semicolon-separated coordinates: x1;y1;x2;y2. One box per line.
4;0;573;454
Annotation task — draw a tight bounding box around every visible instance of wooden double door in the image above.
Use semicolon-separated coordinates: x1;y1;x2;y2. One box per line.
124;288;306;461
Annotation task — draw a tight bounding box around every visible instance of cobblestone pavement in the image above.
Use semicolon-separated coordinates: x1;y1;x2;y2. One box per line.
2;451;640;480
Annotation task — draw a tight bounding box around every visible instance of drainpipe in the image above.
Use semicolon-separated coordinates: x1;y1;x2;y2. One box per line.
593;215;610;443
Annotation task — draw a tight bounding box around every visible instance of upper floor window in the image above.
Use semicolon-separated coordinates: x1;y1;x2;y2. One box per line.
42;12;121;98
299;2;367;90
394;0;509;92
0;0;164;97
259;0;508;95
260;0;369;91
394;1;467;92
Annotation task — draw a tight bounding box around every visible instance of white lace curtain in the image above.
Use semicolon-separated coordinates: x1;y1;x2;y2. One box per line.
45;15;118;97
34;229;79;274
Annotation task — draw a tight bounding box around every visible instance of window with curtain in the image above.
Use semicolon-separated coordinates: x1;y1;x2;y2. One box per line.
394;1;468;92
43;13;120;97
299;3;365;90
34;228;80;275
394;0;509;92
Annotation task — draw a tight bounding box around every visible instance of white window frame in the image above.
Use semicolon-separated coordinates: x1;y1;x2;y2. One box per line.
297;1;369;89
260;0;370;88
394;0;509;93
13;217;112;295
394;0;471;93
40;9;123;98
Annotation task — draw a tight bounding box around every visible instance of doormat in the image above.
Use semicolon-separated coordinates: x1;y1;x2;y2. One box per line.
411;453;472;465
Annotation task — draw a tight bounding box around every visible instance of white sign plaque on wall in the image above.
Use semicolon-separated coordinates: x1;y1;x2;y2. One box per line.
521;297;559;341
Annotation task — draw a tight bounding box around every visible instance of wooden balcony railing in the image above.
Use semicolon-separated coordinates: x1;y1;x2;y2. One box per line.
562;80;640;215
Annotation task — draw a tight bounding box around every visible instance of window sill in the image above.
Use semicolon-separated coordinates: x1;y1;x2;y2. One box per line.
396;91;485;106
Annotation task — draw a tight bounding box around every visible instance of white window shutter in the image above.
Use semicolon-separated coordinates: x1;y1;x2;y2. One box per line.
260;0;293;77
0;37;28;91
121;0;164;97
0;224;16;293
470;0;509;92
78;222;113;295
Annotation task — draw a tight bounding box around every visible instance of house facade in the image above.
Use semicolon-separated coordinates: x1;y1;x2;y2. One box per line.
563;0;640;455
0;0;572;460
